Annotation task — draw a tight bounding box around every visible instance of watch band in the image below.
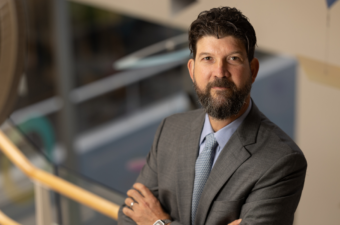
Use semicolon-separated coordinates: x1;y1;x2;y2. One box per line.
153;219;172;225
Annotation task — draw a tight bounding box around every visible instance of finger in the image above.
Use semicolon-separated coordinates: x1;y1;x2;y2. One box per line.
127;189;144;204
122;206;134;218
228;219;242;225
133;183;155;199
124;197;135;210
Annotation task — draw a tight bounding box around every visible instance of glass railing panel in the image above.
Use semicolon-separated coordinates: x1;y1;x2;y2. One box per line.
0;121;38;225
55;194;117;225
0;156;36;225
0;120;54;173
47;165;124;225
0;120;64;225
3;118;126;202
54;167;125;225
0;120;125;224
57;166;125;208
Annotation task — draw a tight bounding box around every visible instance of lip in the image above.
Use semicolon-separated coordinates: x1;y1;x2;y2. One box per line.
212;87;228;90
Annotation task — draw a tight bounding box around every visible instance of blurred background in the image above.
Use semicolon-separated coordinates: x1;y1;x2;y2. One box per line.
0;0;339;224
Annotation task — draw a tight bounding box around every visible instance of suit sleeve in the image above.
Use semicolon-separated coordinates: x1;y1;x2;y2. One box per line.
118;119;187;225
118;119;167;225
239;152;307;225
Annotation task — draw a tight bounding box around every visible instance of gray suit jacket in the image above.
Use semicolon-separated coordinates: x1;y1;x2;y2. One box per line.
118;103;307;225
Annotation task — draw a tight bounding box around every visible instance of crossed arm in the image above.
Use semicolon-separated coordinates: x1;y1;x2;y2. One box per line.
118;153;307;225
118;120;307;225
121;183;241;225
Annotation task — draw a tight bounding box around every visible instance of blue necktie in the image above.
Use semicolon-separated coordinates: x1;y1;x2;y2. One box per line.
191;133;218;225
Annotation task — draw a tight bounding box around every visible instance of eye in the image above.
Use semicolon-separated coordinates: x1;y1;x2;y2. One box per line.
203;56;212;61
228;55;243;64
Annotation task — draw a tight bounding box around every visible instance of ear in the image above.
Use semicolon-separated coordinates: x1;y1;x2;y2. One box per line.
250;58;259;83
187;59;195;82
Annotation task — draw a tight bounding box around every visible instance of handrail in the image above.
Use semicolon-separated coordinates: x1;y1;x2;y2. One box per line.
0;209;20;225
0;130;120;220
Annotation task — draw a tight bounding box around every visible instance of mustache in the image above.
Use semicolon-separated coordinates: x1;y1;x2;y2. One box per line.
206;78;236;90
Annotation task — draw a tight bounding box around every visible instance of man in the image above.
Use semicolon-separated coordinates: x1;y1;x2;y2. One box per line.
118;7;307;225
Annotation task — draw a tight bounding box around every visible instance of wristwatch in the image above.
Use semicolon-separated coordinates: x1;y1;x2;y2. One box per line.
153;219;172;225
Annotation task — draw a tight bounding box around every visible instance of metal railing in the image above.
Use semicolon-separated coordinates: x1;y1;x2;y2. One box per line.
0;130;120;225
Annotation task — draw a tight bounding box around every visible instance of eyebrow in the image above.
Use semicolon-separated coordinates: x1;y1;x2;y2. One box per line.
228;51;243;55
197;51;244;58
197;52;211;58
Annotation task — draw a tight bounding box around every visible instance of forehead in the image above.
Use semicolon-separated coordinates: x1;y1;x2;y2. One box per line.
196;35;246;56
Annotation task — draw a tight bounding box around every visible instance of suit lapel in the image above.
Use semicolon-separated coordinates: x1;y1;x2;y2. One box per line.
176;109;205;225
194;102;263;225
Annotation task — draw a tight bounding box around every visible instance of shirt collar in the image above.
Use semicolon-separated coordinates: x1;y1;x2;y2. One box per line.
200;100;252;148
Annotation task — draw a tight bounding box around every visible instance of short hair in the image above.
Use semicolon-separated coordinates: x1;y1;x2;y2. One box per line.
188;7;257;62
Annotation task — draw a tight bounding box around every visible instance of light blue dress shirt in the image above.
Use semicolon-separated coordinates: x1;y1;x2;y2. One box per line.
199;100;252;168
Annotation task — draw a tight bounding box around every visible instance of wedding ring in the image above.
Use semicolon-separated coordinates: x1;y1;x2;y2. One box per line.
130;202;134;208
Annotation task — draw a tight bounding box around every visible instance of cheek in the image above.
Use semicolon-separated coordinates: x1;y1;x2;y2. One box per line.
230;67;251;87
197;68;212;82
194;68;209;83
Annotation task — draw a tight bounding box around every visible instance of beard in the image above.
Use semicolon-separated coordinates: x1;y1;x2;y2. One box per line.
194;76;252;120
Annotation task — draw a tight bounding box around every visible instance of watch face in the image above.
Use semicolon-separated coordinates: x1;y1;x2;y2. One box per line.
154;221;164;225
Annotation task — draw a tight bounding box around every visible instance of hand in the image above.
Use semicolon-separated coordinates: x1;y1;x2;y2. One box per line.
123;183;171;225
228;219;242;225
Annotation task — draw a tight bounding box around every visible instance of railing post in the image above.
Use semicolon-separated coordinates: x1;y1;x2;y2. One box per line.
34;181;52;225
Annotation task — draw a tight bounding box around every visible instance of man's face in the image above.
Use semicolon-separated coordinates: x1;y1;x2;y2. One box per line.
187;35;259;120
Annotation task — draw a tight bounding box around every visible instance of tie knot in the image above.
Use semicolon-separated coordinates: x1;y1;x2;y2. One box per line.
205;133;217;151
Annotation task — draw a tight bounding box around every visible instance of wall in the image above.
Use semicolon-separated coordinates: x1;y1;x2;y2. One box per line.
295;66;340;224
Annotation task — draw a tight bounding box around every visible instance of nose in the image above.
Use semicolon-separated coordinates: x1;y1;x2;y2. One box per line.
213;59;229;78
